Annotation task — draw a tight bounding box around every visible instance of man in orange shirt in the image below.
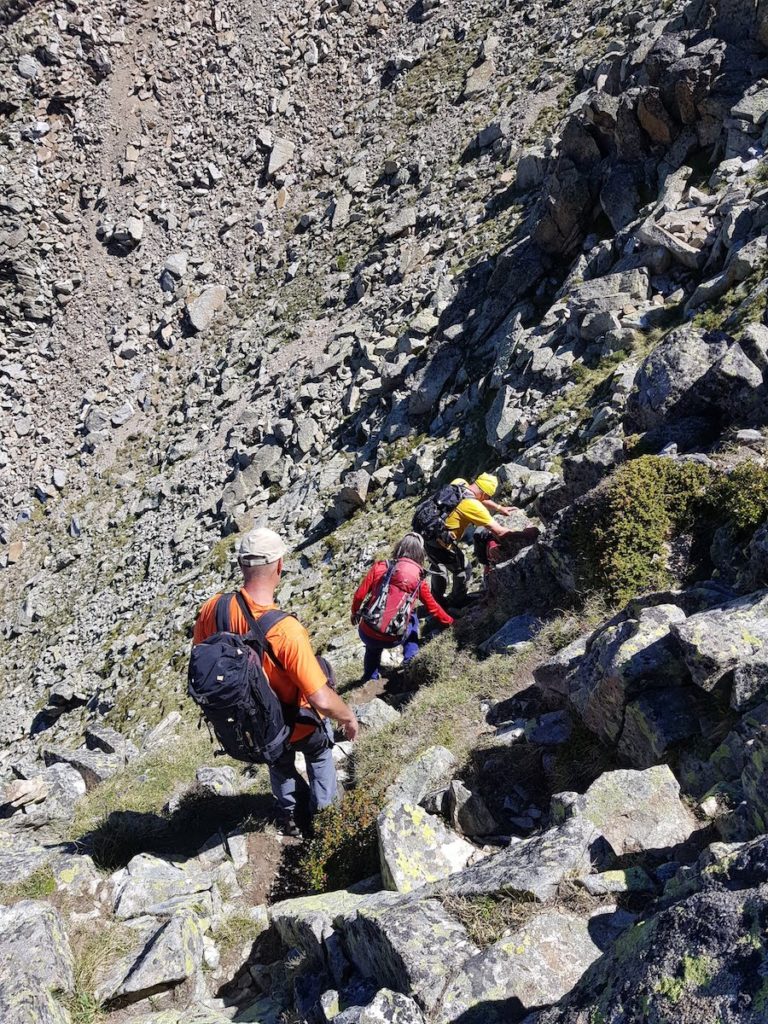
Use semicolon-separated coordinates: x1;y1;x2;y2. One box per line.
194;527;358;835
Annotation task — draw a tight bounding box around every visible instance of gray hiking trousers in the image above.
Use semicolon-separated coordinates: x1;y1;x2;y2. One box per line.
269;718;337;816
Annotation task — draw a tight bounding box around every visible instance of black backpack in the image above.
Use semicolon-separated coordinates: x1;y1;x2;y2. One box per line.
411;483;470;545
188;593;314;765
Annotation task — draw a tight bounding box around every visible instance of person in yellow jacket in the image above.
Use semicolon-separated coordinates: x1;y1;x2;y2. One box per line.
413;472;517;604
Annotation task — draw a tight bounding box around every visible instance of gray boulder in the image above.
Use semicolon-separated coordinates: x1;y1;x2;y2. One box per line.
617;687;700;767
569;604;689;746
552;766;696;857
0;830;56;884
533;636;589;700
672;589;768;707
43;747;123;790
186;285;226;332
132;1007;233;1023
386;746;457;806
7;763;86;828
486;385;523;451
352;698;401;733
335;470;371;518
333;989;425;1023
95;912;204;1004
537;886;768;1024
626;326;729;431
436;908;626;1024
447;780;498;837
343;899;478;1012
378;802;478;892
269;883;402;963
436;817;600;901
480;613;538;656
111;853;215;920
0;900;74;1023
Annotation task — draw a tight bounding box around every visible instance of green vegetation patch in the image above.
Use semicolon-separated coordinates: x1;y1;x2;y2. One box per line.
299;788;381;892
0;865;56;904
63;921;137;1024
570;456;768;604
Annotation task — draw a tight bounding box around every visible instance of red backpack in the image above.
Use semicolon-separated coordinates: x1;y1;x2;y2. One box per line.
359;558;424;639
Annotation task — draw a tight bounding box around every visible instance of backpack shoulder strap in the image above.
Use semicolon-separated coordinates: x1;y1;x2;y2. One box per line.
214;592;236;633
233;592;292;672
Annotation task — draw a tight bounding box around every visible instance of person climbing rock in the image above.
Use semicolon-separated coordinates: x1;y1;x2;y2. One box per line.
412;473;518;603
193;527;358;837
351;532;454;682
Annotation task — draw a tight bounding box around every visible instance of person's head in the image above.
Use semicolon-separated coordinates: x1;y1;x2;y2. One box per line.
470;472;498;502
237;527;288;588
392;532;426;566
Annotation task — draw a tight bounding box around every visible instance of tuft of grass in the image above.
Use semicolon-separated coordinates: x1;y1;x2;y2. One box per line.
212;910;267;960
63;922;137;1024
441;893;537;946
545;717;617;796
0;865;56;904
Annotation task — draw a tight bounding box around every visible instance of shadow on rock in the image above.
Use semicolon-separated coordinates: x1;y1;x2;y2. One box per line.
79;791;276;871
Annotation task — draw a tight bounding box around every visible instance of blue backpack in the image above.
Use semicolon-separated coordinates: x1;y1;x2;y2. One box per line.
188;593;297;765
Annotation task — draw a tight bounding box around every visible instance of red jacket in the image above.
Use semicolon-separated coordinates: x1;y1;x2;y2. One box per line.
351;560;454;641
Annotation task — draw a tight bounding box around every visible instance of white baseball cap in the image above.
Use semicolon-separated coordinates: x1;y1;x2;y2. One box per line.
237;527;288;566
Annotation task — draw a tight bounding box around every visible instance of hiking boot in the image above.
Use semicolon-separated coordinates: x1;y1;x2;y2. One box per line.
275;812;302;838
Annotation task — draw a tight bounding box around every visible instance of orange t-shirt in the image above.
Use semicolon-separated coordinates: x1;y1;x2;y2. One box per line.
193;589;328;741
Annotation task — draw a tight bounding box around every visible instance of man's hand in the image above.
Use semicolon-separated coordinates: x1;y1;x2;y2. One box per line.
483;498;518;517
308;684;359;742
343;715;359;742
350;612;357;626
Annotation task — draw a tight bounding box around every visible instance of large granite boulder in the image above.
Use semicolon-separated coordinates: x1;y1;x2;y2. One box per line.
111;853;215;920
625;326;729;432
94;912;204;1005
436;907;630;1024
270;883;402;964
672;589;768;708
378;802;479;893
552;766;696;857
568;604;689;746
386;747;457;806
342;899;478;1013
0;900;74;1024
333;989;425;1024
537;886;768;1023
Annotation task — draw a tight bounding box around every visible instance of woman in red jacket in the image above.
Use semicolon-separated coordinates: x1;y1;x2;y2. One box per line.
351;532;454;681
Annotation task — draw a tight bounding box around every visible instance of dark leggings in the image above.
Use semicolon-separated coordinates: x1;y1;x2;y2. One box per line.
424;540;470;601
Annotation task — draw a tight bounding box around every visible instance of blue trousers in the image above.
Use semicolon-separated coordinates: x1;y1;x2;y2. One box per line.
268;719;337;817
360;614;420;680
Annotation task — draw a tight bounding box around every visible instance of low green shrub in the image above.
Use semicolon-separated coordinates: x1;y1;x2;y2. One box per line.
571;456;768;604
299;788;381;893
709;460;768;533
572;456;714;603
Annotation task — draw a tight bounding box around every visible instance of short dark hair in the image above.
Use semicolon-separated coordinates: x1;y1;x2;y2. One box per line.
392;532;426;565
